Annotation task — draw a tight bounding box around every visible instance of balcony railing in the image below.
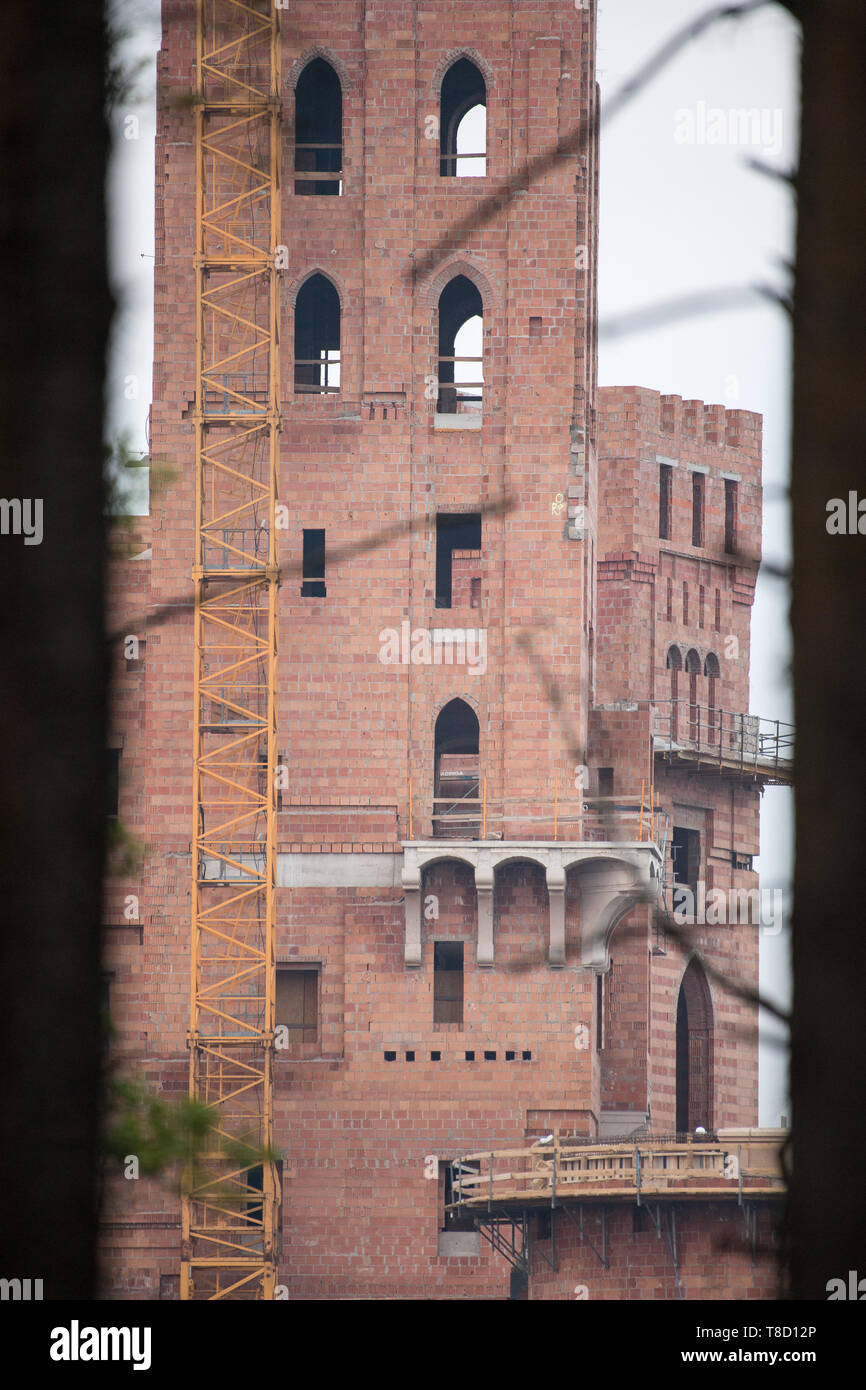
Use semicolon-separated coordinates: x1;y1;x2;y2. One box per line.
653;700;794;780
421;781;668;852
437;355;483;413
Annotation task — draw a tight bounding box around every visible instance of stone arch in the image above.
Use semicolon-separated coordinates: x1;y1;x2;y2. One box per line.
565;854;654;971
432;688;480;720
286;47;354;95
286;265;346;310
421;257;498;316
431;47;495;93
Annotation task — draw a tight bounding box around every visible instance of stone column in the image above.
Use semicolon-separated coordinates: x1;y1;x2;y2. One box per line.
546;860;566;967
402;856;423;967
475;852;494;967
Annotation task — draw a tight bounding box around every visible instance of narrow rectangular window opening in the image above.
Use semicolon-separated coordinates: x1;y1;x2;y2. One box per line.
714;588;722;631
724;479;738;554
598;767;614;798
301;528;326;597
659;464;672;540
435;513;481;609
275;966;319;1050
691;472;705;548
699;585;705;629
596;973;604;1052
434;941;464;1024
671;827;701;895
666;577;673;622
682;582;689;626
529;316;542;339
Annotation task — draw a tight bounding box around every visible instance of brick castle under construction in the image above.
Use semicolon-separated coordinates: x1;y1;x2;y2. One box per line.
102;0;793;1300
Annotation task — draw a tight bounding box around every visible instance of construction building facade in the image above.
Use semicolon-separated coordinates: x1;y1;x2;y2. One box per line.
102;0;792;1300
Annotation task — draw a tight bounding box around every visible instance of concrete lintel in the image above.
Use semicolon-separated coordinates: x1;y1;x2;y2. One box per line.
434;413;482;430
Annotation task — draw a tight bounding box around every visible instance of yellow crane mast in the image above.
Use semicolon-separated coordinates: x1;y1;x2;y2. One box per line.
181;0;282;1300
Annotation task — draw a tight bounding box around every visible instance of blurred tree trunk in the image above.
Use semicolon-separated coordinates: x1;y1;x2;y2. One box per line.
0;2;109;1297
788;0;866;1297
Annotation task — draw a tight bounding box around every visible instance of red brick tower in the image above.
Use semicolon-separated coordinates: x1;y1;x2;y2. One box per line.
102;0;789;1301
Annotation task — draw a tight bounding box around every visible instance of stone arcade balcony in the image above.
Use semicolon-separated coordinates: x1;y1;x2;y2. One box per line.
401;836;663;969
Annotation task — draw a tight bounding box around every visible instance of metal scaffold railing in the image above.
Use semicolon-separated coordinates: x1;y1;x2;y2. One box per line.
653;700;794;783
182;0;282;1301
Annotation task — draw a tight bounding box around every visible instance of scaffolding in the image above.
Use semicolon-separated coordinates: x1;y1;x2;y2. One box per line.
653;700;794;784
445;1133;786;1291
182;0;282;1300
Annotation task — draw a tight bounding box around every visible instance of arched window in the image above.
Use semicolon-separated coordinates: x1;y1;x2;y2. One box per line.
440;58;486;177
437;275;483;415
685;648;701;742
433;699;480;839
294;274;340;394
676;960;713;1133
665;645;682;735
294;58;342;196
704;653;721;742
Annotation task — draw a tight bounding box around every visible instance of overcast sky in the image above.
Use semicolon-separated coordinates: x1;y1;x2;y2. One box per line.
107;0;798;1125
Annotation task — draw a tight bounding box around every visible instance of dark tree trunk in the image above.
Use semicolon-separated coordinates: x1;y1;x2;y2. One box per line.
0;2;110;1298
788;0;866;1297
